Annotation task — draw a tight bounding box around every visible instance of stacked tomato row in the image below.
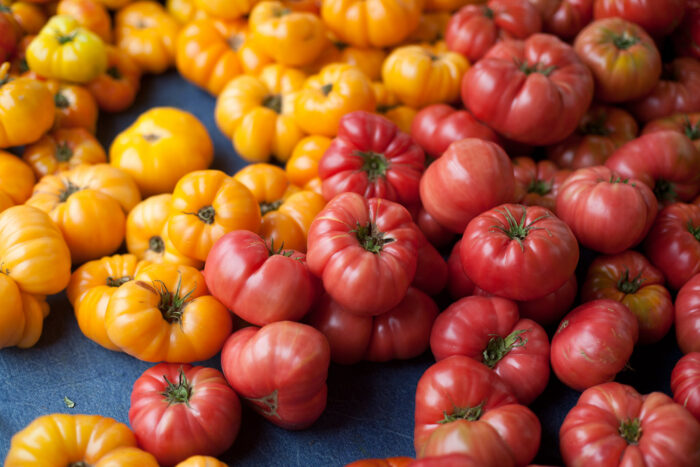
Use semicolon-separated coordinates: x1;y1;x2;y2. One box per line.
2;0;700;465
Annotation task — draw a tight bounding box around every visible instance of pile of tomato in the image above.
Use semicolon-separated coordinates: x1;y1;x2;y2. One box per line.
1;0;700;465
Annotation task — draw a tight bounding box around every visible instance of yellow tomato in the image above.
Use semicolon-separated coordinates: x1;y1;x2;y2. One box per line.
285;135;331;190
309;40;386;81
381;44;469;108
293;63;375;136
176;456;229;467
27;15;107;83
57;0;113;43
0;274;49;349
110;107;213;196
22;127;107;178
372;81;417;133
195;0;259;20
0;150;36;205
167;0;206;23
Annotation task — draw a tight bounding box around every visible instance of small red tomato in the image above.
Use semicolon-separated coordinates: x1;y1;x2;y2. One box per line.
221;321;330;430
675;273;700;353
671;352;700;421
551;299;638;391
129;363;241;466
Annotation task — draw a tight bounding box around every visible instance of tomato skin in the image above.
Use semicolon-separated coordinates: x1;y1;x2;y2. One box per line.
556;166;658;254
560;382;700;466
204;230;318;326
512;157;570;213
551;299;638;391
413;206;454;249
671;352;700;421
412;240;448;296
410;104;500;159
176;456;230;467
446;240;475;300
461;204;578;301
675;274;700;353
409;453;490;467
445;0;542;63
129;363;241;466
673;0;700;60
581;250;673;344
319;111;425;206
461;34;593;146
220;321;331;430
414;356;540;466
643;113;700;152
605;131;700;205
307;193;421;316
430;296;550;404
345;457;413;467
420;139;515;234
593;0;685;37
527;0;593;40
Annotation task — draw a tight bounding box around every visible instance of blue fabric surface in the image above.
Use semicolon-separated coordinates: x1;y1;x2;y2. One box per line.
0;71;683;466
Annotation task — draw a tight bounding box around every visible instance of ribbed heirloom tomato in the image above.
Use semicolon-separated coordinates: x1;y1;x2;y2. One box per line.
644;113;700;151
22;128;107;177
87;45;141;113
512;157;570;213
675;274;700;353
671;352;700;421
528;0;593;40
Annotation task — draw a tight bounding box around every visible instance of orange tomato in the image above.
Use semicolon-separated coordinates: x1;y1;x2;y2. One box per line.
105;263;233;362
94;447;160;467
0;274;50;349
45;80;99;133
0;150;36;205
195;0;259;20
372;81;417;133
5;1;47;34
168;170;261;261
23;128;107;177
424;0;482;12
176;456;229;467
309;39;386;81
176;18;272;95
110;107;214;196
87;45;141;113
96;0;134;8
234;163;325;252
126;194;203;268
115;1;180;74
57;0;112;42
405;12;450;43
167;0;206;24
285;135;331;191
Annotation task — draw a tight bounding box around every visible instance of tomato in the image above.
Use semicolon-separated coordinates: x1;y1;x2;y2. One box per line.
176;457;230;467
671;352;700;421
673;0;700;60
556;165;657;254
22;128;106;177
420;139;515;233
627;58;700;124
412;239;448;296
410;104;499;159
195;0;258;19
319;111;424;206
645;203;700;291
605;131;700;204
593;0;685;37
551;299;638;391
308;288;438;364
560;382;700;466
547;105;638;170
311;41;386;81
461;34;593;145
512;157;570;213
643;113;700;152
406;12;451;44
321;0;423;48
5;414;139;465
445;0;542;63
5;1;47;35
167;0;202;24
87;45;141;113
675;273;700;353
110;107;214;196
204;230;318;326
106;263;233;362
573;18;661;103
307;193;421;316
371;81;417;134
461;204;578;301
0;150;36;206
446;240;475;300
129;363;241;466
285;135;330;192
115;1;180;74
46;81;99;133
527;0;593;40
413;205;455;248
414;356;540;466
221;321;331;429
345;458;413;467
381;45;469;108
0;4;20;63
512;274;577;326
0;274;50;349
57;0;113;43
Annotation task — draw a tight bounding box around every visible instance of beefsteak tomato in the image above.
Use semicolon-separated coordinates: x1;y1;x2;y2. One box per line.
671;352;700;421
675;273;700;353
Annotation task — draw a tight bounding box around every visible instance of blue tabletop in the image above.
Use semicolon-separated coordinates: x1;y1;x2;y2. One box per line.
0;70;683;466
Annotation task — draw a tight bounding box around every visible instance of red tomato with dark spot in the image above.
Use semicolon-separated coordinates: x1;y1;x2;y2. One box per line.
675;273;700;353
671;352;700;421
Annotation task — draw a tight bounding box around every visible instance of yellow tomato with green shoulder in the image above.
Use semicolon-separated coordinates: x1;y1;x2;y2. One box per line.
27;15;107;83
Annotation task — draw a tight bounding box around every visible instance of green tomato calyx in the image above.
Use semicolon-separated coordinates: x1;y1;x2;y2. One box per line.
482;329;529;368
351;221;395;254
161;367;193;406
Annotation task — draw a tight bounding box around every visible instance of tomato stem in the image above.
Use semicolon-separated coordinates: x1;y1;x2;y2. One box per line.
265;240;297;259
54;92;70;109
149;235;165;254
611;32;639;50
653;178;677;202
683;117;700;141
197;205;216;224
260;199;283;215
106;66;122;80
619;418;642;444
617;268;644;294
489;206;552;252
142;133;160;143
515;60;556;76
56;32;78;45
580;113;611;136
351;221;395;254
526;179;552;196
68;462;91;467
482;329;529;368
59;181;81;202
106;276;131;287
161;367;192;406
357;151;390;182
227;34;244;51
262;94;283;114
483;6;494;19
246;389;280;418
273;7;292;17
55;142;73;162
155;276;195;323
687;221;700;241
321;83;333;96
438;401;485;424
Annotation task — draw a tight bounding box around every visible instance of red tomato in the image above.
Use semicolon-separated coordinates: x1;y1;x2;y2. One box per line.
430;296;550;404
445;0;542;63
307;193;421;316
527;0;593;40
307;288;438;365
413;205;454;248
645;204;700;291
412;240;448;296
318;111;425;206
220;321;330;430
675;273;700;353
461;34;593;145
129;363;241;466
556;165;658;254
550;299;638;391
419;139;515;234
673;0;700;60
671;352;700;421
627;58;700;123
560;382;700;466
593;0;685;37
460;203;578;301
203;230;318;326
643;112;700;152
547;105;638;170
573;18;661;103
410;104;499;159
446;240;475;301
606;131;700;205
581;250;673;344
414;356;540;466
512;157;570;213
